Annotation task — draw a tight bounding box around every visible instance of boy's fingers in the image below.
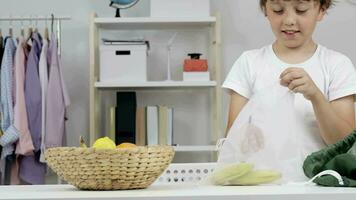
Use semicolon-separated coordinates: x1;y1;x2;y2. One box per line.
288;78;306;91
280;67;302;78
280;71;304;86
292;85;306;93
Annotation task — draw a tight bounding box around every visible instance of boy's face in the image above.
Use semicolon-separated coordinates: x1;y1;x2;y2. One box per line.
264;0;326;49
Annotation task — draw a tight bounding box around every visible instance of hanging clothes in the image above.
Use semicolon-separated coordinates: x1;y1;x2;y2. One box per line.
0;37;20;159
24;32;42;153
45;33;70;148
0;35;4;66
0;37;20;185
20;32;46;184
39;39;49;163
1;37;5;184
10;37;34;185
14;37;34;156
0;34;4;157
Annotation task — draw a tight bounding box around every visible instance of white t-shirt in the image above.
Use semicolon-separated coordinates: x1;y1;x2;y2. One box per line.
223;44;356;160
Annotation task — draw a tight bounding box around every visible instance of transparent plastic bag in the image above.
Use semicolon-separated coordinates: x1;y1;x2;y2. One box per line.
215;83;305;185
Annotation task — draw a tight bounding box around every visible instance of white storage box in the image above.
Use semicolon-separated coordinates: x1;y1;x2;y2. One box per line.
150;0;210;17
100;44;147;82
183;72;210;81
154;163;216;185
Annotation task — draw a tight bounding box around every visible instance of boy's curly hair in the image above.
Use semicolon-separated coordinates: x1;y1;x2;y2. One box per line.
260;0;334;11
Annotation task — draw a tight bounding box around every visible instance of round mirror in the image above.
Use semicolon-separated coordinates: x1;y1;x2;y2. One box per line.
110;0;140;17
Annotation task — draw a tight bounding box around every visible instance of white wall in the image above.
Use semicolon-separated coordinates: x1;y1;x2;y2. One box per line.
0;0;355;154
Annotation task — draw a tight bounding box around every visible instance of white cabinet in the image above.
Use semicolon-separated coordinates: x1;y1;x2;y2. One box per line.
89;13;222;160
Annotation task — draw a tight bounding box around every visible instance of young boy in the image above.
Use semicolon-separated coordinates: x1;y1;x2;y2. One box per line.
223;0;356;161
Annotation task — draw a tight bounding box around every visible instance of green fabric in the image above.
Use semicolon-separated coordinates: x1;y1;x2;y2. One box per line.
347;140;356;155
303;130;356;187
313;154;356;187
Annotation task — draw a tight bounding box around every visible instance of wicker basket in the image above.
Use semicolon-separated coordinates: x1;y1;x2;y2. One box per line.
45;146;175;190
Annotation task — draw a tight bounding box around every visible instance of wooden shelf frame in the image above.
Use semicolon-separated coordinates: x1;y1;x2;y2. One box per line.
89;12;223;150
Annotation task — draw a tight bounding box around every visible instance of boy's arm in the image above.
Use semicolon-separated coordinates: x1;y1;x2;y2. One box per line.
312;93;355;145
280;67;356;145
225;91;248;137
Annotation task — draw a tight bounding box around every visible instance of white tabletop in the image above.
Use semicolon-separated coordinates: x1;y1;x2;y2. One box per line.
0;184;355;200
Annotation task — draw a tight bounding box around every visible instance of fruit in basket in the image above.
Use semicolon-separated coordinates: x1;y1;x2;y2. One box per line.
212;163;253;185
229;170;281;185
117;142;137;149
92;137;116;149
45;145;175;190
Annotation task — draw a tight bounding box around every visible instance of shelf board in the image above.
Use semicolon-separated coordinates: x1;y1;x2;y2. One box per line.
95;81;217;89
94;16;216;29
173;145;217;152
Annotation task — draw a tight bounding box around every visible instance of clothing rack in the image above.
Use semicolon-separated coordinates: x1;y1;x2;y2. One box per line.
0;15;71;56
0;16;71;21
0;15;71;185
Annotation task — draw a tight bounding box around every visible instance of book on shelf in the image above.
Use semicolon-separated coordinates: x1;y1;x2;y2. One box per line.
109;105;146;146
115;92;137;144
146;105;174;146
158;106;174;145
166;107;173;145
146;106;159;145
109;103;173;146
135;106;146;146
158;106;168;145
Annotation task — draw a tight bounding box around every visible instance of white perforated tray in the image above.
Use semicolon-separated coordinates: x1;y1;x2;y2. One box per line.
154;163;216;185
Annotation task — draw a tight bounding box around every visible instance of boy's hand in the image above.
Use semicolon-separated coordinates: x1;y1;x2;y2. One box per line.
280;67;322;101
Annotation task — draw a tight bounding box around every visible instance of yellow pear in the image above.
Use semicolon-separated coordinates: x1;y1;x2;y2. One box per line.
92;137;116;149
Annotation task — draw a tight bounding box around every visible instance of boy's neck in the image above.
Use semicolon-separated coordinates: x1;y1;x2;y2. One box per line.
272;40;318;64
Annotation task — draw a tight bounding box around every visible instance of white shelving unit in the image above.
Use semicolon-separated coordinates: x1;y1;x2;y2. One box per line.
95;81;217;89
89;13;222;154
94;17;217;29
173;145;217;152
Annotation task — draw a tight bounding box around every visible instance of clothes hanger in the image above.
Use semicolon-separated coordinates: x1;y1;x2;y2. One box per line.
9;15;13;37
20;19;25;37
34;15;38;33
44;16;49;41
51;14;54;34
19;19;28;48
26;17;33;42
51;13;58;48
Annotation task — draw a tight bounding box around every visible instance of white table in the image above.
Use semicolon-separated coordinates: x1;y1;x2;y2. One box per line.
0;184;355;200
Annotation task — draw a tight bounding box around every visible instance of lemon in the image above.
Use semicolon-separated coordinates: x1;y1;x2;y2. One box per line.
92;137;116;149
117;142;137;149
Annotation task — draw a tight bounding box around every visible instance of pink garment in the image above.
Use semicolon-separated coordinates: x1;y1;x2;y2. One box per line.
14;37;34;155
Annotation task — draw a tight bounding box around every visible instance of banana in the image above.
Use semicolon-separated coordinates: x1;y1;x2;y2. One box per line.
229;170;281;185
212;163;253;185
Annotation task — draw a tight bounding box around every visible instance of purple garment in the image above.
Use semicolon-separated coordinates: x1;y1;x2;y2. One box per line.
45;33;70;148
19;154;46;184
24;33;42;151
20;32;46;184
